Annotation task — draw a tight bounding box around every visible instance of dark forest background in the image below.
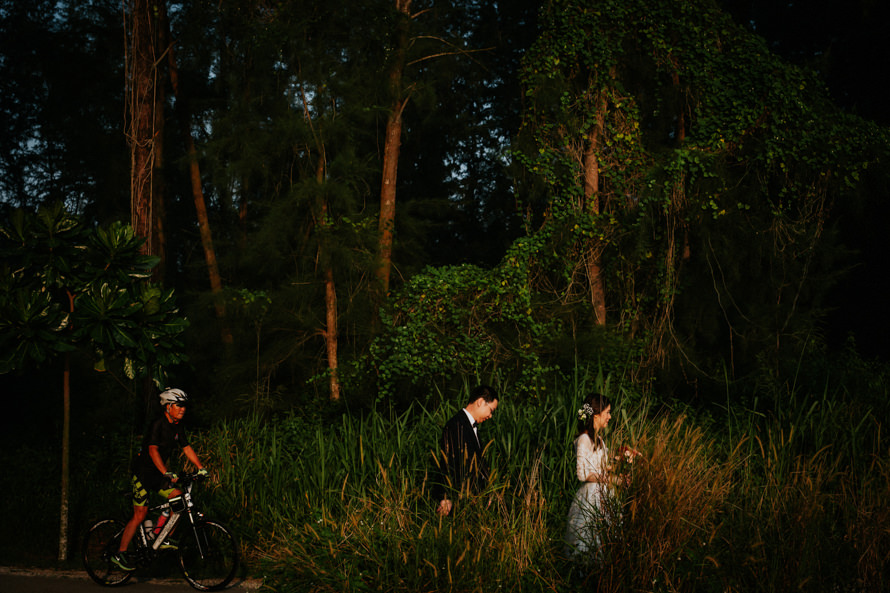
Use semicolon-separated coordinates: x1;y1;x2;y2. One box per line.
1;0;889;582
3;0;888;404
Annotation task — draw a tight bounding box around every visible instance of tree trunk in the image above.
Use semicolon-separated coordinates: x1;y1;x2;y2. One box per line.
377;105;404;297
153;81;167;281
57;291;75;561
317;153;341;401
376;0;412;297
582;95;607;326
58;351;70;561
126;0;159;258
672;69;692;262
161;3;232;346
323;264;340;401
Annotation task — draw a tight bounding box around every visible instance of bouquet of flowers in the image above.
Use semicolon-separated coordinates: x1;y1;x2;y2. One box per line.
611;445;642;487
615;445;642;464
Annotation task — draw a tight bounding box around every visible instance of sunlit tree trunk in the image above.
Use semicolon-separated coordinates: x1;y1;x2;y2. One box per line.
672;69;692;262
306;91;340;400
323;263;340;401
319;181;341;401
582;95;607;326
161;3;232;345
376;0;412;297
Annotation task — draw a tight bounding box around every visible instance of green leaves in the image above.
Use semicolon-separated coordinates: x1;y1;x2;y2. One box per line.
0;288;73;373
76;282;140;348
366;253;562;401
88;221;159;281
0;204;188;384
1;202;85;289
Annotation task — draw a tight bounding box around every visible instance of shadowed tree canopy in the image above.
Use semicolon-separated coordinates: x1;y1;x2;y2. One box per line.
2;0;888;408
720;0;890;360
0;0;129;219
508;0;890;396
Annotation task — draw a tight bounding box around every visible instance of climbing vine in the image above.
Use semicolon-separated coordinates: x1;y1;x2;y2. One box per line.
514;0;889;385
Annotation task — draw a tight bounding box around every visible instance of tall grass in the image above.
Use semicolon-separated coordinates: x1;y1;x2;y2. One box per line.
191;380;888;592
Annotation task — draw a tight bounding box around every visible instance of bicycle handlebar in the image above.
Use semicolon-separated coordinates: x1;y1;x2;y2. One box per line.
171;471;207;486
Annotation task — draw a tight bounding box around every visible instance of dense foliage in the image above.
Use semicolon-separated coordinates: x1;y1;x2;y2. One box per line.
0;204;188;385
514;0;889;397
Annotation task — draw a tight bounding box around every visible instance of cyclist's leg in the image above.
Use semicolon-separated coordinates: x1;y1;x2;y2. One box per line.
153;486;181;533
110;476;149;571
119;475;150;552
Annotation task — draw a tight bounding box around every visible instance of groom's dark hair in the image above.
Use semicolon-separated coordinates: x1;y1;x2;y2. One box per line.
468;384;498;405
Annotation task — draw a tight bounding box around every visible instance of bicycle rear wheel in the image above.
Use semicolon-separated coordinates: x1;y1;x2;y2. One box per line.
178;519;239;591
82;519;133;586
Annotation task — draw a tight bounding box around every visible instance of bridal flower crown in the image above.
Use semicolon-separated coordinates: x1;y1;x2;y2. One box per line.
577;403;595;422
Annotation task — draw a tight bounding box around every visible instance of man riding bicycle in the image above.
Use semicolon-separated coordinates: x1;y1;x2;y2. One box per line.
112;388;208;572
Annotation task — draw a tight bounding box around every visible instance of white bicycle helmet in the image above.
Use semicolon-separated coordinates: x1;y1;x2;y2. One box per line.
159;388;189;407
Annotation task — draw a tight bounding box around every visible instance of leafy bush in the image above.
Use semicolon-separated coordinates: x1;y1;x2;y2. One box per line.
361;259;564;403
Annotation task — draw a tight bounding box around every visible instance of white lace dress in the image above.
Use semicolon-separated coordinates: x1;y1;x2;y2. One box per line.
564;432;612;556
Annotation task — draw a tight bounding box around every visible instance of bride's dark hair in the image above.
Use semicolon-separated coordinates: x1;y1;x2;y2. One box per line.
577;393;612;446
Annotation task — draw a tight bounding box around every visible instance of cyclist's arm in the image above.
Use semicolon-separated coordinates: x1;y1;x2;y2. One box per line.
148;445;169;474
182;445;204;471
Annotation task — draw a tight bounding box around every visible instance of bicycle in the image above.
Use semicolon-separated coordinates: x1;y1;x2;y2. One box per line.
82;472;240;591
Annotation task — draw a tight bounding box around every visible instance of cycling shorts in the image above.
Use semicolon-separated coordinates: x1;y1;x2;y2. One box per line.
131;474;175;507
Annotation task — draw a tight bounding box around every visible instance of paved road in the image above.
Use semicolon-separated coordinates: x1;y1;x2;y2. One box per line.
0;567;263;592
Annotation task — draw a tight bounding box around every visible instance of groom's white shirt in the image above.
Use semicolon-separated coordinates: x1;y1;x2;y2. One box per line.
462;408;479;444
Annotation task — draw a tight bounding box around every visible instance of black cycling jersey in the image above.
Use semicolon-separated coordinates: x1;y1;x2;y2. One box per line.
133;416;190;491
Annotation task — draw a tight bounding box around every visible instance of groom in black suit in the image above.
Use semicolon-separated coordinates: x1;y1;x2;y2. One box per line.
434;385;499;516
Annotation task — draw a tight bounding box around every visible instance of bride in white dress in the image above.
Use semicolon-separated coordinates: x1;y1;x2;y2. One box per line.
564;393;618;558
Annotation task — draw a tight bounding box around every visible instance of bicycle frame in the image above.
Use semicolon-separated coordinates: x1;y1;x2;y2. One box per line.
135;475;204;555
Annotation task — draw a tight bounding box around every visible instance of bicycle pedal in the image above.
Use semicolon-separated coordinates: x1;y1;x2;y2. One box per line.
158;539;178;550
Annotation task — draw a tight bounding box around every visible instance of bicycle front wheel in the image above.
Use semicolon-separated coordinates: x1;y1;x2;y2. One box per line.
82;519;133;587
178;519;239;591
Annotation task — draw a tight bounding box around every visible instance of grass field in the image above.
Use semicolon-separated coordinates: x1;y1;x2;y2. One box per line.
1;372;886;592
191;380;888;592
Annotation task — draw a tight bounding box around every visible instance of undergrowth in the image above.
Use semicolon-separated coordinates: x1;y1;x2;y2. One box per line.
190;379;888;592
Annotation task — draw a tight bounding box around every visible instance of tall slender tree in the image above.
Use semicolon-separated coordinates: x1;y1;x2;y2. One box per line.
124;0;162;260
374;0;521;295
160;1;232;345
376;0;412;297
